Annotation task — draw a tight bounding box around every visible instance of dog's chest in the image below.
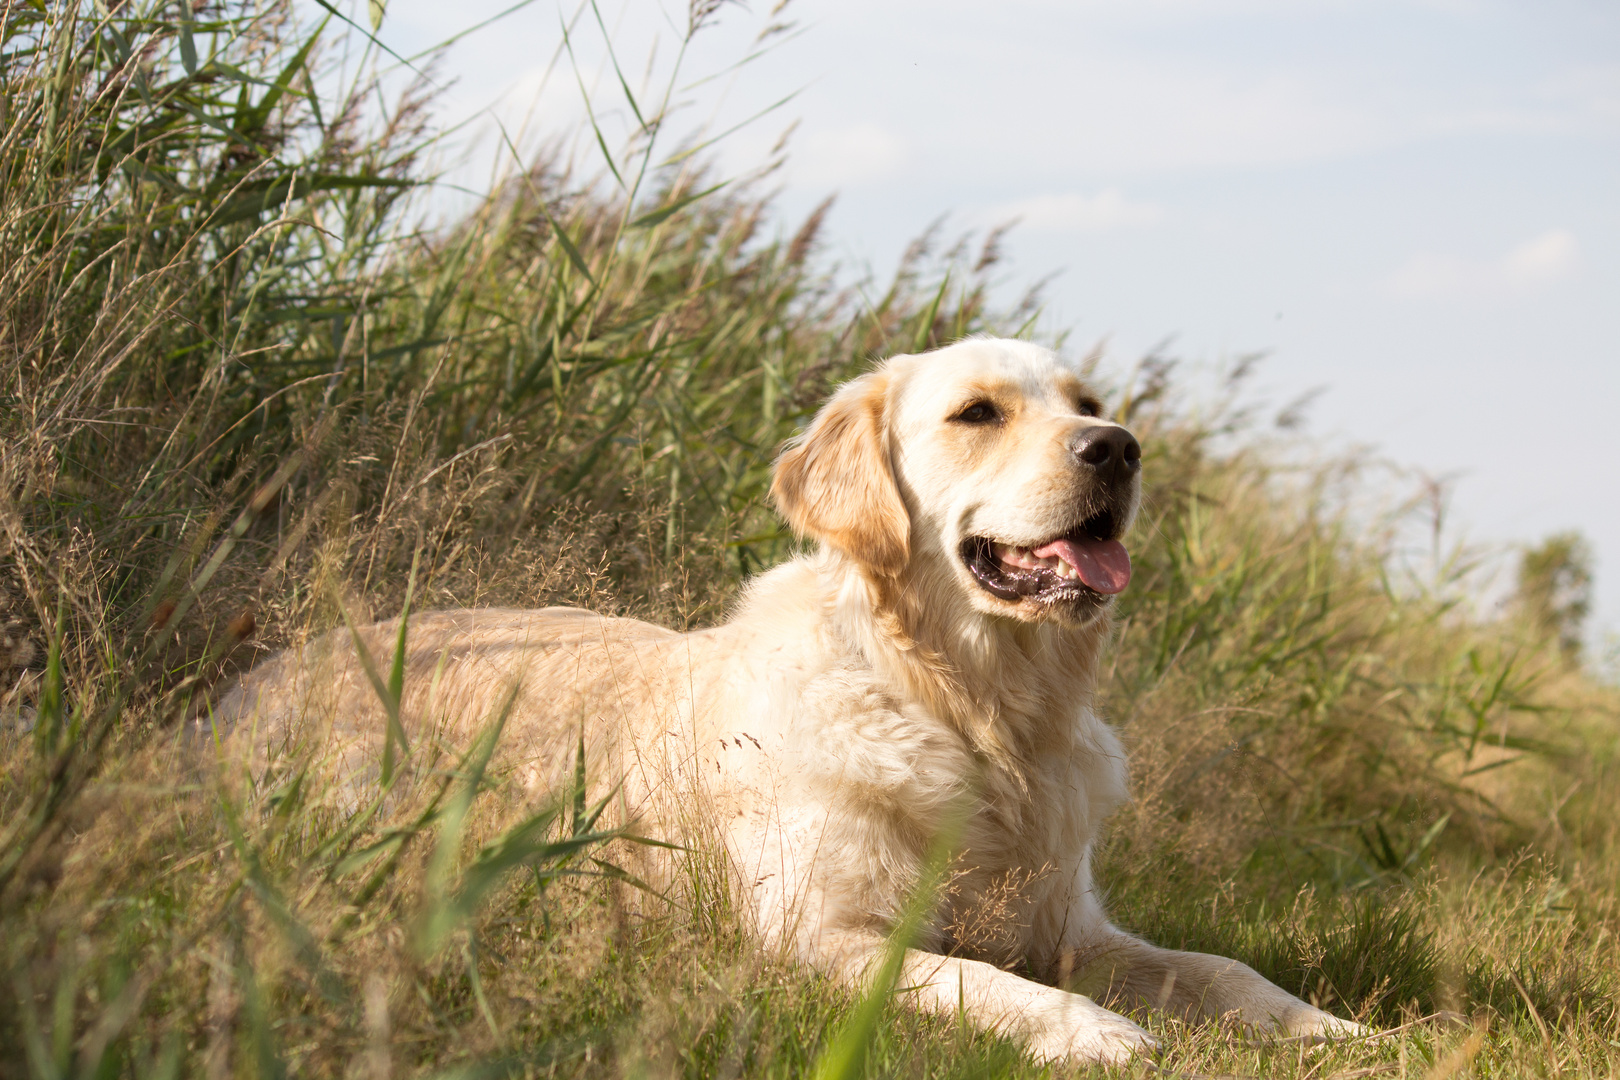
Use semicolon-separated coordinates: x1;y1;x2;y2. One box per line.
937;750;1101;954
751;658;1116;941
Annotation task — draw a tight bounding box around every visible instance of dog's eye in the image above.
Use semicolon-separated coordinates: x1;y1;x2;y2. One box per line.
1077;399;1101;417
952;401;1001;425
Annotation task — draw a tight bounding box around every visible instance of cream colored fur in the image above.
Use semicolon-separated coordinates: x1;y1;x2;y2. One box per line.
209;338;1363;1064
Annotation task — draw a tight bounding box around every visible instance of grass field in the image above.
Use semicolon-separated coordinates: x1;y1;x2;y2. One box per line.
2;2;1617;1077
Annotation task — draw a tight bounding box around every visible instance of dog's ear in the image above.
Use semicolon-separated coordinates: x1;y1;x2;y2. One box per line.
771;371;909;576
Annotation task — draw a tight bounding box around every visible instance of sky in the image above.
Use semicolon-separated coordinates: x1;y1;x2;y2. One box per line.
340;0;1620;644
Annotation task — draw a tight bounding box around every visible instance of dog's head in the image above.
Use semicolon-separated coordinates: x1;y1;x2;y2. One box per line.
772;338;1141;628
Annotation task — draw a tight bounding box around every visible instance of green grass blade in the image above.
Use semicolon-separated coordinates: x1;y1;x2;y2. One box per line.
33;598;65;759
417;684;521;955
630;180;729;229
306;0;427;82
808;796;970;1080
912;272;950;353
387;548;420;708
537;200;597;287
660;89;802;166
332;591;410;786
238;14;326;136
177;4;198;76
570;730;586;835
560;13;625;190
589;0;646;129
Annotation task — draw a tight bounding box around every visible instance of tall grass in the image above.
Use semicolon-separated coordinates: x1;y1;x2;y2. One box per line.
1106;364;1589;886
2;1;1618;1076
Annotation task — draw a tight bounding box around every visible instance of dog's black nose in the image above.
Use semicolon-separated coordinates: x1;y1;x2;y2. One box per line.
1072;426;1141;482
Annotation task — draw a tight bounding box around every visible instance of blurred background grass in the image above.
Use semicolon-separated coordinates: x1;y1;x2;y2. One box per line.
1;1;1616;1076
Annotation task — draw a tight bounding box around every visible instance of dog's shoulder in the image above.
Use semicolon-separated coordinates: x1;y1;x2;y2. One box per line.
720;557;976;806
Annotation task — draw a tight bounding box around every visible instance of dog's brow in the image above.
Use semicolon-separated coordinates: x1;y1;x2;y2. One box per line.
954;376;1015;405
1054;373;1087;400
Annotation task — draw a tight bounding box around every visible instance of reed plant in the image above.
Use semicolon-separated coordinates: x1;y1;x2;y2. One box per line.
1;0;1617;1076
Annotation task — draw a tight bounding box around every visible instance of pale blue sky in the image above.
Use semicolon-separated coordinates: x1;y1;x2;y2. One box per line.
346;0;1620;642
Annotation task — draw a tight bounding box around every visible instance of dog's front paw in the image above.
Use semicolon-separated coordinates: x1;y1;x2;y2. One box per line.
1030;994;1158;1064
1284;1007;1370;1041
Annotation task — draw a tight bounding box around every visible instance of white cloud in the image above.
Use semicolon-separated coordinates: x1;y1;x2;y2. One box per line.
986;189;1164;232
1005;0;1478;20
1383;229;1581;300
1537;64;1620;128
964;63;1391;174
789;124;909;188
795;1;1620;177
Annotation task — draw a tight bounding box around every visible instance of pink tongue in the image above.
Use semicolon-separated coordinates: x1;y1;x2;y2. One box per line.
1031;537;1133;595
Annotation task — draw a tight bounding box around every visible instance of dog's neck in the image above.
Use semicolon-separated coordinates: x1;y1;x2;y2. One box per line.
815;547;1113;787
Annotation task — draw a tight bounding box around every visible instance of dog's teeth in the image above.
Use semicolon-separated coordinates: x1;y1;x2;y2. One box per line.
992;545;1087;575
996;544;1032;570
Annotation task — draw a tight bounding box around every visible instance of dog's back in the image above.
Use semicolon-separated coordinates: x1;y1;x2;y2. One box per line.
202;608;712;808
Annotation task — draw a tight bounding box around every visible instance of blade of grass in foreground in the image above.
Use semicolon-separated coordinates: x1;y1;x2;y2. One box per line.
413;687;675;957
333;583;413;788
809;797;970;1080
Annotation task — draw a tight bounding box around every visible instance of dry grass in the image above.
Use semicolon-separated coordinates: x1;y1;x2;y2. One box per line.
2;1;1618;1077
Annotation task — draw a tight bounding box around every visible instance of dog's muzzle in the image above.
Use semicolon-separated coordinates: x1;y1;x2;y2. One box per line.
960;423;1142;614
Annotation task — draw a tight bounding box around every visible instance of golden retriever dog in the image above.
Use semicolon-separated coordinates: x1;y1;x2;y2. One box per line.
209;338;1363;1063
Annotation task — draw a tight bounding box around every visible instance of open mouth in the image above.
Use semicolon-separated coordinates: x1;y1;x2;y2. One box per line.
960;508;1132;606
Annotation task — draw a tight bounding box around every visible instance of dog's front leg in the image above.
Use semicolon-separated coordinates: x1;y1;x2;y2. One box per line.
1066;929;1367;1039
811;929;1157;1065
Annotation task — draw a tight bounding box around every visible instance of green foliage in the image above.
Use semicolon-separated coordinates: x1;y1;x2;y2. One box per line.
1516;531;1594;662
1092;364;1594;901
808;798;972;1080
1116;886;1444;1023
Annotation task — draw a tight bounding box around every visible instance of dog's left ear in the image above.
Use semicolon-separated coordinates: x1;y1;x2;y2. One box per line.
771;371;909;576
